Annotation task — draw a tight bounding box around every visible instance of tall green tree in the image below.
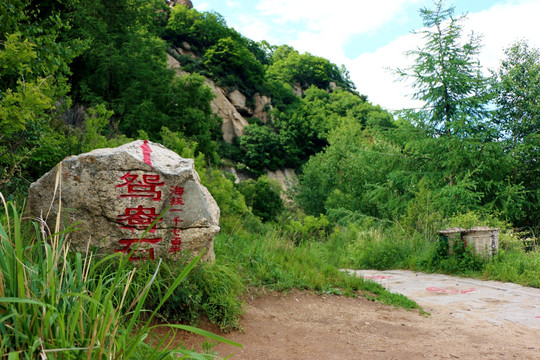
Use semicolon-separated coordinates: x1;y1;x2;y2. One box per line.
492;41;540;144
492;41;540;226
0;0;84;198
397;0;491;137
68;0;219;159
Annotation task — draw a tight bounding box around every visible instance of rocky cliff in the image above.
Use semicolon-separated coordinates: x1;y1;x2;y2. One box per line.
167;50;273;143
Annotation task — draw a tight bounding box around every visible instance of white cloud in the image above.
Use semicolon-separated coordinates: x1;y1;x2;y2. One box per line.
219;0;540;112
195;2;209;11
242;0;426;66
256;0;423;33
345;33;423;111
346;0;540;111
466;0;540;71
240;20;275;44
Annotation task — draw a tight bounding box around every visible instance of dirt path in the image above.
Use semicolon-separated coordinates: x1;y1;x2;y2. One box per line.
171;271;540;359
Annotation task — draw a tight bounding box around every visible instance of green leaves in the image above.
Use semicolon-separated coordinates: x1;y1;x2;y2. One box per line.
397;0;490;136
203;36;264;91
0;79;54;137
266;46;352;91
492;40;540;143
236;176;283;222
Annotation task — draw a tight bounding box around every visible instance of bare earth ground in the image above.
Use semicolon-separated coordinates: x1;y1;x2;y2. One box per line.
165;271;540;360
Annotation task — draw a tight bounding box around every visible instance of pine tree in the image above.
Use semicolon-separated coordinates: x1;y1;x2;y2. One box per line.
397;0;491;137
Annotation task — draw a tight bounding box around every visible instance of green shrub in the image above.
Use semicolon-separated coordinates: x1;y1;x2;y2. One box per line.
237;176;284;222
284;213;331;244
142;259;246;332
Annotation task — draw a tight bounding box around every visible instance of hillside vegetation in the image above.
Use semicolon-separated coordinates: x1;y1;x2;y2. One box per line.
1;0;540;357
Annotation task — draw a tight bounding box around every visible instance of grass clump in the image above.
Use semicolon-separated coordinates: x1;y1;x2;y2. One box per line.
142;260;246;332
0;195;240;359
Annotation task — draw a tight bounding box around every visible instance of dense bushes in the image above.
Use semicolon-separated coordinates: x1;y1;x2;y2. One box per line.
236;176;284;222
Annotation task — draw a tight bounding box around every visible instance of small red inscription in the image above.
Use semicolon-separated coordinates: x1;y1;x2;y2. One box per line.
170;186;184;196
170;197;185;206
168;185;185;253
116;172;164;201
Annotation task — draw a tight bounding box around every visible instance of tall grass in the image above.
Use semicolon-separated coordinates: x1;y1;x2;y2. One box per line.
140;259;246;332
0;193;240;359
330;220;540;288
214;229;420;310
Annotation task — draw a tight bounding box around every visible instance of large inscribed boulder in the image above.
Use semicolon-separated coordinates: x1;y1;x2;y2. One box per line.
27;140;219;262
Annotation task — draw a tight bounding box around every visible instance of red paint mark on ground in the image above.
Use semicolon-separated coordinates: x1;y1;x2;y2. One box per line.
535;316;540;319
426;287;476;294
141;140;153;167
364;275;393;280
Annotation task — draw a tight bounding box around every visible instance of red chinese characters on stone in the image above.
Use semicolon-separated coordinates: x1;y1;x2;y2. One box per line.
169;228;182;253
169;185;185;208
116;172;164;201
114;145;165;260
117;205;162;232
168;186;185;253
172;216;184;227
115;238;162;260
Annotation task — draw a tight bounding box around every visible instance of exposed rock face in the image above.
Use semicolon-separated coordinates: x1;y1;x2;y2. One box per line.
169;46;197;60
227;89;250;116
292;83;304;97
167;54;189;74
206;81;249;143
166;54;248;142
165;46;277;142
223;167;251;184
27;140;219;262
266;168;298;200
169;0;193;9
253;93;273;124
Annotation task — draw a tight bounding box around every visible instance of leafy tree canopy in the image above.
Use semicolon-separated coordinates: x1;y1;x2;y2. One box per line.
396;0;491;137
267;45;355;92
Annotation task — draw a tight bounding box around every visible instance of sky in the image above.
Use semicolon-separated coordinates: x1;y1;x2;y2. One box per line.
193;0;540;111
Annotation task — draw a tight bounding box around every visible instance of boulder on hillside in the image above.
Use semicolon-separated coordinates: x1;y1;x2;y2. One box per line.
166;54;248;142
170;46;197;60
167;53;190;74
27;140;219;262
292;83;304;96
206;81;249;143
253;93;273;124
227;89;251;116
169;0;193;9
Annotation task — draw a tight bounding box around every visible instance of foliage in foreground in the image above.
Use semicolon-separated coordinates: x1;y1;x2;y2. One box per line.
0;196;240;359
